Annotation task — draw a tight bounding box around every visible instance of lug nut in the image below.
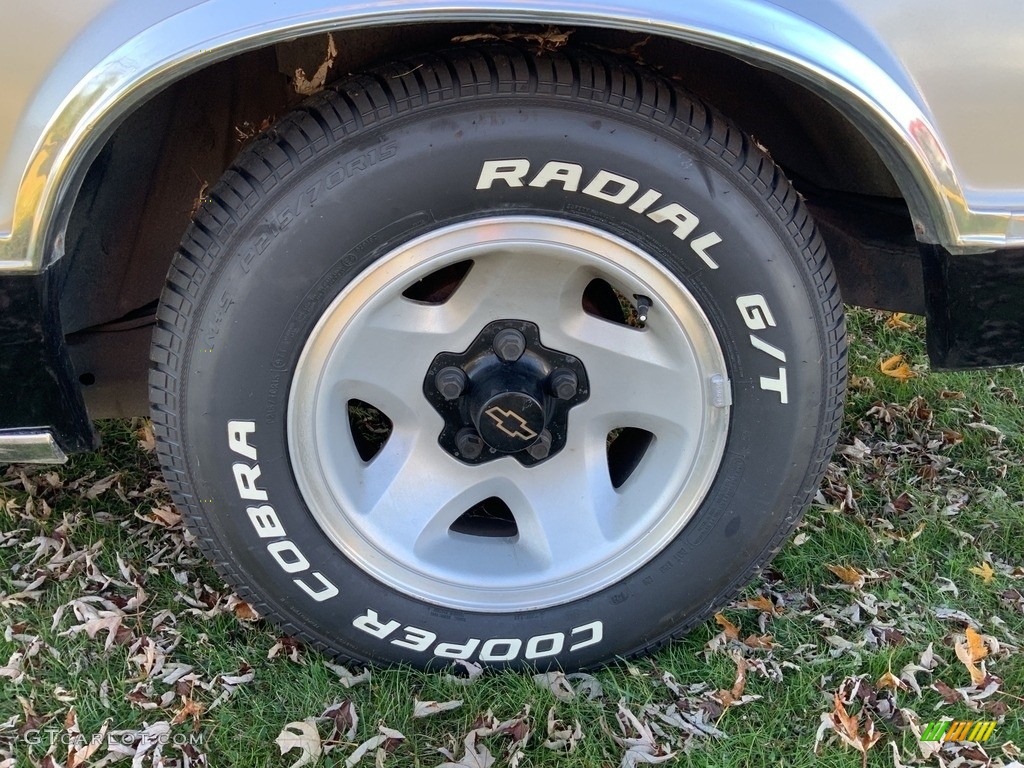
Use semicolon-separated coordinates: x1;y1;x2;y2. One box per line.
435;366;467;400
455;428;484;459
493;328;526;362
526;430;552;461
550;368;578;400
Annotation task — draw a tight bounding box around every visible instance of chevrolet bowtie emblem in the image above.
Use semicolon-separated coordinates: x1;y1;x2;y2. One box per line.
484;406;539;441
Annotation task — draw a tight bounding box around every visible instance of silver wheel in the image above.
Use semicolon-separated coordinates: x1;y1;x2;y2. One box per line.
288;217;730;612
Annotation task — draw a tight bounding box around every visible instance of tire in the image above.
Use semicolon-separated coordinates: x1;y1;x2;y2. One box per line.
150;44;846;670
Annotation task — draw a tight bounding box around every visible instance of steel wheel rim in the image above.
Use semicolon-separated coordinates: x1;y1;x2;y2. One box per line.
287;216;731;611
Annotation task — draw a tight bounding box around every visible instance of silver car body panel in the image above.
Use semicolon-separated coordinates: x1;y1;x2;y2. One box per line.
0;0;1022;275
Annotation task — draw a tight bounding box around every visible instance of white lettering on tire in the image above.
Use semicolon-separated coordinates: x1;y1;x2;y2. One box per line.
736;295;790;404
476;159;721;268
228;420;339;601
351;608;603;662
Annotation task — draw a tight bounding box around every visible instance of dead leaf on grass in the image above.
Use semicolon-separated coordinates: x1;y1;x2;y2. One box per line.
969;561;996;584
83;473;120;500
344;725;404;767
324;661;371;688
714;612;740;641
444;660;484;687
880;354;916;382
826;564;865;589
827;693;881;768
532;671;603;701
886;312;915;330
413;698;463;718
715;654;758;709
276;720;322;768
542;707;582;752
955;626;990;686
735;595;782;615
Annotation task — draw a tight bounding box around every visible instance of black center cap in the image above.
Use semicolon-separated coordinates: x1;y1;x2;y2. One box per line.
423;319;589;466
475;393;545;452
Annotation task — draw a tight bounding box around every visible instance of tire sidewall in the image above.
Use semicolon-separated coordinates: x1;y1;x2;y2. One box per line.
174;97;833;668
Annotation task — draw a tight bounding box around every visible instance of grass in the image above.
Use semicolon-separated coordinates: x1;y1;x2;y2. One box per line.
1;308;1022;767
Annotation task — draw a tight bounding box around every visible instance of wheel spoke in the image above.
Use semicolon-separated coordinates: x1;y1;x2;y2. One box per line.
558;314;711;436
442;246;593;331
506;432;619;568
320;300;447;425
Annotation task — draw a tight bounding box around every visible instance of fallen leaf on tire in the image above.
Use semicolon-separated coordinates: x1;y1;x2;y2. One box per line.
969;561;996;584
413;698;463;718
136;420;156;453
227;595;259;622
276;720;322;768
880;354;916;381
145;505;181;527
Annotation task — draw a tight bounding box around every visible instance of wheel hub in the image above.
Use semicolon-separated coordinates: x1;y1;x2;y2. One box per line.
423;320;589;465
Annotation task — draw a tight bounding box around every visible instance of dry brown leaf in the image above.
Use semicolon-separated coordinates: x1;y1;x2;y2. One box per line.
714;612;740;641
229;596;260;622
965;626;989;661
715;655;748;708
445;660;485;687
542;707;582;752
954;627;989;686
829;694;881;768
294;33;337;96
736;595;781;615
146;505;181;527
876;671;906;691
136;420;156;453
969;561;996;584
879;354;916;382
886;312;914;330
743;633;776;649
827;564;865;588
344;726;405;767
83;473;120;500
170;697;204;727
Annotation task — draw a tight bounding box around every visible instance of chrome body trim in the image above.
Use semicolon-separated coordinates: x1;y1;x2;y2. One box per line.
0;430;69;464
0;0;1023;275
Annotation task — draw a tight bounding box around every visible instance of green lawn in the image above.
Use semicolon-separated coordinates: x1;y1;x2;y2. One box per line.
1;308;1022;767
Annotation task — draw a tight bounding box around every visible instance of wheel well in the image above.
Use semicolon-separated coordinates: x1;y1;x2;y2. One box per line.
59;22;912;418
